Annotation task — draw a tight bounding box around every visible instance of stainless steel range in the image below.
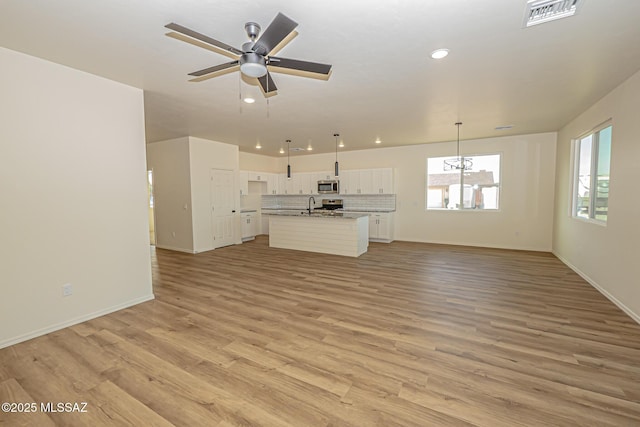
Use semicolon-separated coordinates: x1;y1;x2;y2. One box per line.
306;199;344;216
320;199;343;210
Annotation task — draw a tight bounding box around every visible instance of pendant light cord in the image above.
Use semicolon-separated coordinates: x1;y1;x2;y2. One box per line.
286;139;291;179
334;133;340;177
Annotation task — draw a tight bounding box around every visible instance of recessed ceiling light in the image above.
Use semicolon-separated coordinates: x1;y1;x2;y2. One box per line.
307;144;313;151
430;48;449;59
338;141;344;148
375;138;382;144
255;142;261;149
243;97;255;104
279;147;285;154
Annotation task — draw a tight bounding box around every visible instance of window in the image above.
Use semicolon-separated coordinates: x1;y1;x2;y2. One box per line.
426;154;501;210
572;124;612;222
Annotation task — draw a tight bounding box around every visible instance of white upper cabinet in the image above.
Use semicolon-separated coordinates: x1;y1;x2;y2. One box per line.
318;171;334;181
340;168;394;195
266;173;279;195
359;169;373;194
293;173;311;195
372;168;394;194
280;174;294;195
243;168;394;195
247;172;267;182
239;171;249;196
340;170;359;194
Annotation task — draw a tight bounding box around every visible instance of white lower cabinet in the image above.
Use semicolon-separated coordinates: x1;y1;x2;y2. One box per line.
351;212;394;242
241;212;258;241
369;212;394;242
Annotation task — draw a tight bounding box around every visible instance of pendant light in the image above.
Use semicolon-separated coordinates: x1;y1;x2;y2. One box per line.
334;133;340;177
286;139;291;179
443;122;473;171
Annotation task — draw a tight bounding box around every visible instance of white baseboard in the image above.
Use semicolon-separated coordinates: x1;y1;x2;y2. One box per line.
155;244;196;254
0;294;155;349
397;237;551;252
553;251;640;325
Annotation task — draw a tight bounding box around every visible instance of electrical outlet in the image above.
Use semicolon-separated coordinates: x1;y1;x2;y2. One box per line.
62;283;73;297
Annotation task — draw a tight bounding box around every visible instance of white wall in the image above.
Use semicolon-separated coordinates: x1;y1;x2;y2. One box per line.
147;136;241;253
241;132;557;251
239;151;279;172
553;69;640;322
0;47;153;348
146;137;194;252
189;137;240;252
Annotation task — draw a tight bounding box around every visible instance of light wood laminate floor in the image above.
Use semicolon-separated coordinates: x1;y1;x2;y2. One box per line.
2;236;640;426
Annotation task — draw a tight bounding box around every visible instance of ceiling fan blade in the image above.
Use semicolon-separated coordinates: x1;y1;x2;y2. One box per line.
257;71;277;93
188;60;239;77
252;13;298;56
165;22;243;56
268;57;332;75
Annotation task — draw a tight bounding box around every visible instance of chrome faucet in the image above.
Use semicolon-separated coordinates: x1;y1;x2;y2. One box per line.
308;196;316;214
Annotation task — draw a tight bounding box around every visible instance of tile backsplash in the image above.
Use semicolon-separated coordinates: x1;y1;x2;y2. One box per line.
262;194;396;212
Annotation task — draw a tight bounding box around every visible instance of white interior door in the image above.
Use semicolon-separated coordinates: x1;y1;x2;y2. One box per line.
211;169;236;248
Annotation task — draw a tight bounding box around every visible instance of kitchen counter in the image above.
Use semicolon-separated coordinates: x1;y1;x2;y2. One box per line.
268;212;369;257
261;207;395;213
263;210;368;219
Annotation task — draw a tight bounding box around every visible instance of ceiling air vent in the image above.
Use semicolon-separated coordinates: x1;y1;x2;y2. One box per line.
524;0;584;27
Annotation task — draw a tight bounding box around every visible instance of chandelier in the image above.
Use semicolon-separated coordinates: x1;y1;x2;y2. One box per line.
443;122;473;171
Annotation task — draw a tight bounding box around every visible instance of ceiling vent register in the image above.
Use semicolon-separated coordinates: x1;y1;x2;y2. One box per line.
524;0;584;27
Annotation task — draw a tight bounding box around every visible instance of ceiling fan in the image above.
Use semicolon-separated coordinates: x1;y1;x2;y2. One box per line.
165;12;332;94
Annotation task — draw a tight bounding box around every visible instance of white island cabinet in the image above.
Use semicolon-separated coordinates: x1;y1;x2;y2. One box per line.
268;213;369;257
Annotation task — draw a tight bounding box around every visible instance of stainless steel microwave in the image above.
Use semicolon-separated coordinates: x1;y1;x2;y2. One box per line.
318;180;339;194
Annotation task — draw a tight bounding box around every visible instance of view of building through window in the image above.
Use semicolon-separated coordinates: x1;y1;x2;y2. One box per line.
573;125;611;222
426;154;501;210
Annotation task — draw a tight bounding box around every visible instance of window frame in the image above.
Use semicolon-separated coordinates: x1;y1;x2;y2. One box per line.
425;152;502;212
571;120;612;225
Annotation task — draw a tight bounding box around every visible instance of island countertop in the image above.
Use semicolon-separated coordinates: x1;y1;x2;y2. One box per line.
263;210;368;219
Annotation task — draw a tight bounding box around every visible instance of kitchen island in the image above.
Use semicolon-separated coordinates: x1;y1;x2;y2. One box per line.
267;211;369;257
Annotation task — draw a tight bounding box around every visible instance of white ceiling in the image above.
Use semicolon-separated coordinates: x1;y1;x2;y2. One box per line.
1;0;640;156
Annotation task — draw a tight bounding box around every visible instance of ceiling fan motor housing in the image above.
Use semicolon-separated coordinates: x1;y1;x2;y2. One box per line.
244;22;261;40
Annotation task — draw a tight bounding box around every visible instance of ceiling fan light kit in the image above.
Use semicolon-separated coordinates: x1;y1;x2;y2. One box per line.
239;52;267;78
165;12;332;95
